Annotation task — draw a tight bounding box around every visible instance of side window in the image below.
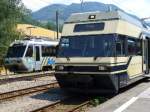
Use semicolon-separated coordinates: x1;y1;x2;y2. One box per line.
25;46;33;57
42;46;47;56
136;39;142;55
116;36;125;56
127;38;136;55
42;46;56;57
50;47;56;56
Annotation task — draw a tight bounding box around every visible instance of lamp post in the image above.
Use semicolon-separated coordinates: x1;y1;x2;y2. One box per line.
56;10;59;40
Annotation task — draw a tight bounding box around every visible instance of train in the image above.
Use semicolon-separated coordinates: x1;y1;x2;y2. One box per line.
5;37;59;73
54;10;150;94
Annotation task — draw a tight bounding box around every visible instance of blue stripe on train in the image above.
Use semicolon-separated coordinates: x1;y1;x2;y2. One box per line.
48;58;55;65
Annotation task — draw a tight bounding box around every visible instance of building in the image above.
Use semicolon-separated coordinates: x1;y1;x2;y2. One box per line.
17;24;61;40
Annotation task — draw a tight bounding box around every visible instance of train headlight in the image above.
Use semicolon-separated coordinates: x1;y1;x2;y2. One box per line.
98;66;107;71
56;65;64;70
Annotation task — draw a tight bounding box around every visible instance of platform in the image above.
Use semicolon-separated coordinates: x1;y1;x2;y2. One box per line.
88;78;150;112
114;87;150;112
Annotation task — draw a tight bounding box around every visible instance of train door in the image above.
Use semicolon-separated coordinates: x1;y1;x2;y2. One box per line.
34;46;41;71
143;37;149;74
25;45;34;71
147;37;150;70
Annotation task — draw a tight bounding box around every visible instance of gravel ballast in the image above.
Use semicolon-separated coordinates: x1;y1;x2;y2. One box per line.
0;88;66;112
0;76;56;93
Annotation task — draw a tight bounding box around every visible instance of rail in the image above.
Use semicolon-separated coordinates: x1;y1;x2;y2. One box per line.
0;71;54;85
0;81;58;101
30;96;91;112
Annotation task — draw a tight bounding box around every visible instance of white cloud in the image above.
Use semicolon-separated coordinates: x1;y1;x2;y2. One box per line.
51;0;80;4
110;0;150;18
22;0;150;18
22;0;52;11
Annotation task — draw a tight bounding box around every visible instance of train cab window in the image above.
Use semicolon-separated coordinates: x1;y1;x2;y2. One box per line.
104;39;114;56
6;45;26;58
25;46;33;57
116;42;122;55
127;38;136;55
116;36;125;56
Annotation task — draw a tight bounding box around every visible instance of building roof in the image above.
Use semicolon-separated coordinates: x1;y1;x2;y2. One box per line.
17;24;61;40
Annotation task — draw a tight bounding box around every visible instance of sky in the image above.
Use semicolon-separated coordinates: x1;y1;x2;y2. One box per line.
22;0;150;18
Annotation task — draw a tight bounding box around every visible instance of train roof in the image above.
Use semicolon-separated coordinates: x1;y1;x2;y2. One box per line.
10;37;59;46
66;10;145;28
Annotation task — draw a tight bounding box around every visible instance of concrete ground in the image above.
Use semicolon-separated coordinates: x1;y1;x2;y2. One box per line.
88;78;150;112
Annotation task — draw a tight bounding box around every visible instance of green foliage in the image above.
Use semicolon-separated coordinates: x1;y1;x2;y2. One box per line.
20;13;62;33
20;9;47;28
45;21;63;33
0;0;24;58
46;21;56;30
0;0;61;59
90;97;107;107
19;8;57;31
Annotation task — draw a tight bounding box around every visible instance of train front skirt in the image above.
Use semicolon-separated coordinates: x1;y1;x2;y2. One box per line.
55;72;120;94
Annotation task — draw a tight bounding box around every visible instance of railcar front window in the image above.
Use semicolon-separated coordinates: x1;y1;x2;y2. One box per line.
116;36;126;56
58;35;115;57
6;45;26;58
25;46;33;57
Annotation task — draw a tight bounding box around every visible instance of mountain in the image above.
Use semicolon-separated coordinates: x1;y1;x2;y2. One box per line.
32;2;123;23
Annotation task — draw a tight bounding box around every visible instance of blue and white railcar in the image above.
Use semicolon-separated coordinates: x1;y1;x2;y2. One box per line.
5;38;58;73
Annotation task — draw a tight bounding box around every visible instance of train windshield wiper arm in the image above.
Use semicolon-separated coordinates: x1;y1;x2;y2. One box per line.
93;56;98;61
66;57;70;61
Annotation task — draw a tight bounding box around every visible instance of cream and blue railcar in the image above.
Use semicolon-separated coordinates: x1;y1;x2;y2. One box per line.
5;38;58;72
55;11;150;94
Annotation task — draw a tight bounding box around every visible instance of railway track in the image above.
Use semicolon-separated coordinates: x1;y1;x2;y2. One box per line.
0;71;54;85
0;81;58;102
31;96;91;112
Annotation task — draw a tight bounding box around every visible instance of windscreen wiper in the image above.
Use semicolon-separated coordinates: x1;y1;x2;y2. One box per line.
93;56;98;61
66;57;70;61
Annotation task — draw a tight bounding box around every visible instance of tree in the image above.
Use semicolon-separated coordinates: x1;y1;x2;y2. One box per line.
0;0;25;58
20;9;46;28
45;21;63;33
46;21;56;30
